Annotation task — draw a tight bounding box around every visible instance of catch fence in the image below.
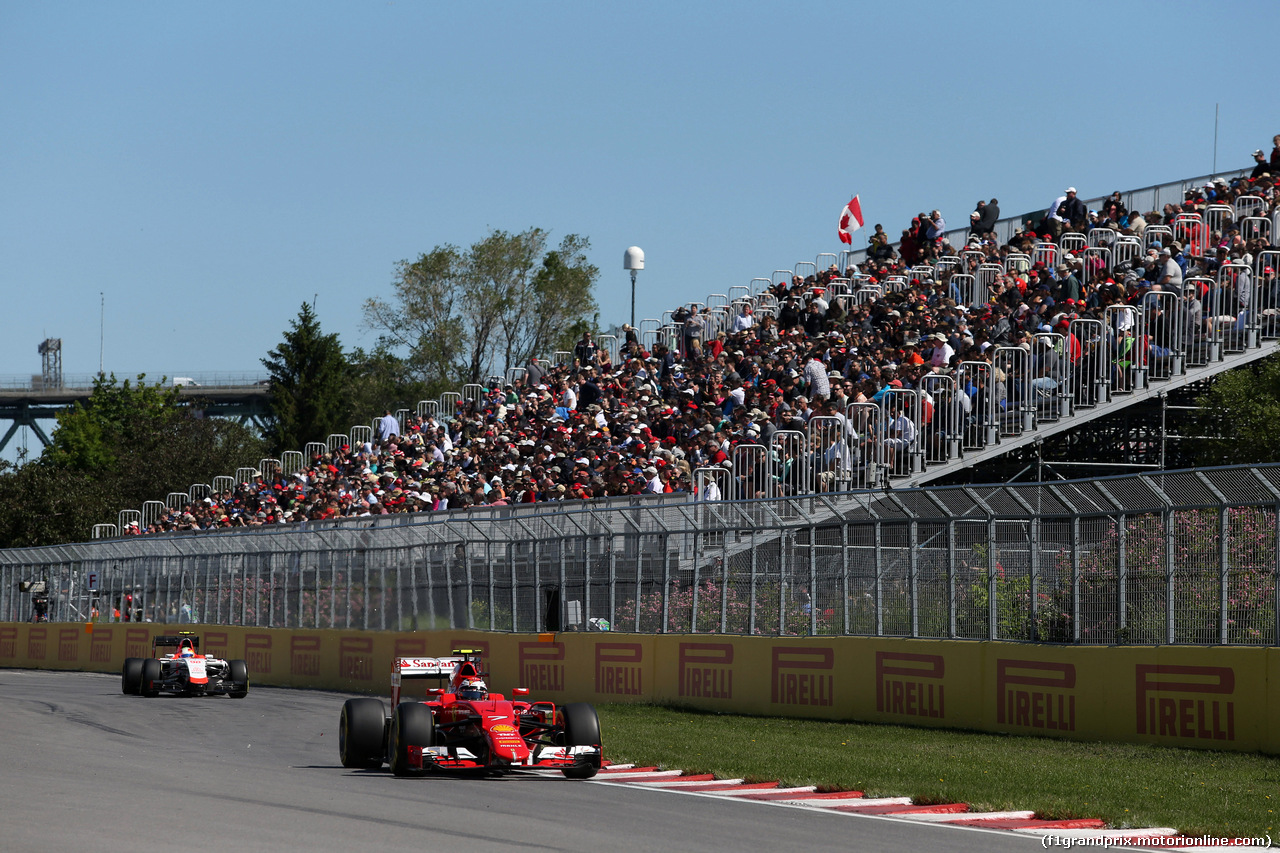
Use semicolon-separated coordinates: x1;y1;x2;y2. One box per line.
5;465;1280;646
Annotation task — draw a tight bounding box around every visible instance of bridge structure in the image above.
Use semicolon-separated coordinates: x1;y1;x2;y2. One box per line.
0;372;271;454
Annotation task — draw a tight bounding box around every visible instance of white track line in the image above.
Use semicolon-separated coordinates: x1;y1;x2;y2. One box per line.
594;769;686;780
711;785;817;797
778;796;913;808
1014;827;1180;839
627;778;745;788
896;810;1036;823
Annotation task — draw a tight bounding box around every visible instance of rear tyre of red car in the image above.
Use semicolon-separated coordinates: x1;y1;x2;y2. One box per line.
339;698;386;769
559;702;602;779
227;659;249;699
121;658;144;695
389;702;434;778
139;659;162;697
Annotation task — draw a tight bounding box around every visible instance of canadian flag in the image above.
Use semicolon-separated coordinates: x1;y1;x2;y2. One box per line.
838;196;864;244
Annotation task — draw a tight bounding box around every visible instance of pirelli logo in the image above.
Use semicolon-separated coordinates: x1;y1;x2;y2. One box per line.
0;626;18;660
519;642;564;692
678;643;733;700
28;627;47;661
594;643;643;696
203;631;230;660
394;637;428;658
875;651;944;719
1136;665;1235;742
245;633;273;674
125;628;150;659
90;628;114;663
57;628;79;662
771;647;834;707
291;636;322;676
996;659;1076;732
340;636;374;681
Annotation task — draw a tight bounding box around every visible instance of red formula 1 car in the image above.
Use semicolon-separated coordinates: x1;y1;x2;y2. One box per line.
338;649;602;779
121;633;249;699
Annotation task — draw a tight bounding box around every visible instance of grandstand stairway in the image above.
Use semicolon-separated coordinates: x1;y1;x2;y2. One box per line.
685;334;1280;573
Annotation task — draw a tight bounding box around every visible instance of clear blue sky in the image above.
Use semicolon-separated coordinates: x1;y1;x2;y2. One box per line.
3;0;1277;388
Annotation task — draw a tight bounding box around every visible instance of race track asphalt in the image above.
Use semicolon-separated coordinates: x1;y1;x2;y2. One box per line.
0;669;1046;853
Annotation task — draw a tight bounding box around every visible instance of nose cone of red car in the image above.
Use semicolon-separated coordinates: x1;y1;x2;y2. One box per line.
486;721;531;762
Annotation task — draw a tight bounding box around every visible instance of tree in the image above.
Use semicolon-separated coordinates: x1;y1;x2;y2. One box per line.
343;344;431;424
1191;354;1280;465
363;228;599;388
261;302;349;453
0;374;266;547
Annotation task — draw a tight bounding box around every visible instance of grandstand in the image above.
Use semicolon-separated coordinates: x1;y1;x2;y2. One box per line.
90;162;1279;547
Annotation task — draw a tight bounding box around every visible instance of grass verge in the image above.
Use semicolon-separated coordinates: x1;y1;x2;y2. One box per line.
596;703;1280;838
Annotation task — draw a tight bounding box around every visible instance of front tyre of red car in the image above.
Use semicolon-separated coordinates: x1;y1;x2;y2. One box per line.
389;702;434;778
227;659;249;699
559;702;602;779
121;658;143;695
139;659;162;697
339;698;387;769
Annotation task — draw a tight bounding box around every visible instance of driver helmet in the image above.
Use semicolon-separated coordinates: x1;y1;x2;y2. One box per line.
180;647;195;658
457;677;487;701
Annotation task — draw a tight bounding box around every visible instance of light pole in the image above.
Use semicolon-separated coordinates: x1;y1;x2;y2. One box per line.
624;246;644;329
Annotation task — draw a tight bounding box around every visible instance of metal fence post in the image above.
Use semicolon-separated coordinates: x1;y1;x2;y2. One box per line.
1029;517;1040;642
485;540;495;631
660;535;671;634
748;529;758;636
509;544;518;633
1220;505;1230;645
690;547;700;634
720;542;730;634
947;520;957;638
874;522;884;637
608;534;618;629
841;521;850;636
581;537;590;634
988;516;998;641
1117;515;1127;642
531;541;540;632
809;525;818;636
1165;508;1176;644
778;531;789;636
909;520;920;638
1071;516;1081;643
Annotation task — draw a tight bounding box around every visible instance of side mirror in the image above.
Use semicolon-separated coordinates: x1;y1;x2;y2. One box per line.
427;688;443;696
512;687;529;696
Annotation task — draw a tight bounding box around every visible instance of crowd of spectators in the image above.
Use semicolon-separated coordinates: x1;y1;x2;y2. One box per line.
131;140;1280;534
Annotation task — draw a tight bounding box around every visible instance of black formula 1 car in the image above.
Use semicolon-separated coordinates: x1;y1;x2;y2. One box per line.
338;649;602;778
121;633;249;698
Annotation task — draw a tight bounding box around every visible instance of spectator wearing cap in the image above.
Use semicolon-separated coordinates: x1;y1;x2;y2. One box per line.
1157;248;1183;290
926;210;947;244
1048;187;1087;239
1252;149;1272;180
928;333;954;368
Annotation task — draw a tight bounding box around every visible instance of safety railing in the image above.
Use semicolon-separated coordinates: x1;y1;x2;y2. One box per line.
8;464;1280;647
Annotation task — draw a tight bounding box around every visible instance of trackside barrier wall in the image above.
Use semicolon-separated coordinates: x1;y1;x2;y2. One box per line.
2;622;1275;755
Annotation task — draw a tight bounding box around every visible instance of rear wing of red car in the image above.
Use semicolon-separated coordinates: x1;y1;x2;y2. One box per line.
390;649;484;705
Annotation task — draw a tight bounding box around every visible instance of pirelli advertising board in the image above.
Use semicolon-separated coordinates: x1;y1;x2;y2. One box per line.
1;622;1275;754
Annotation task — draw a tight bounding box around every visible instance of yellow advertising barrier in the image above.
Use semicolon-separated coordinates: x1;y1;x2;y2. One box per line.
2;622;1276;755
